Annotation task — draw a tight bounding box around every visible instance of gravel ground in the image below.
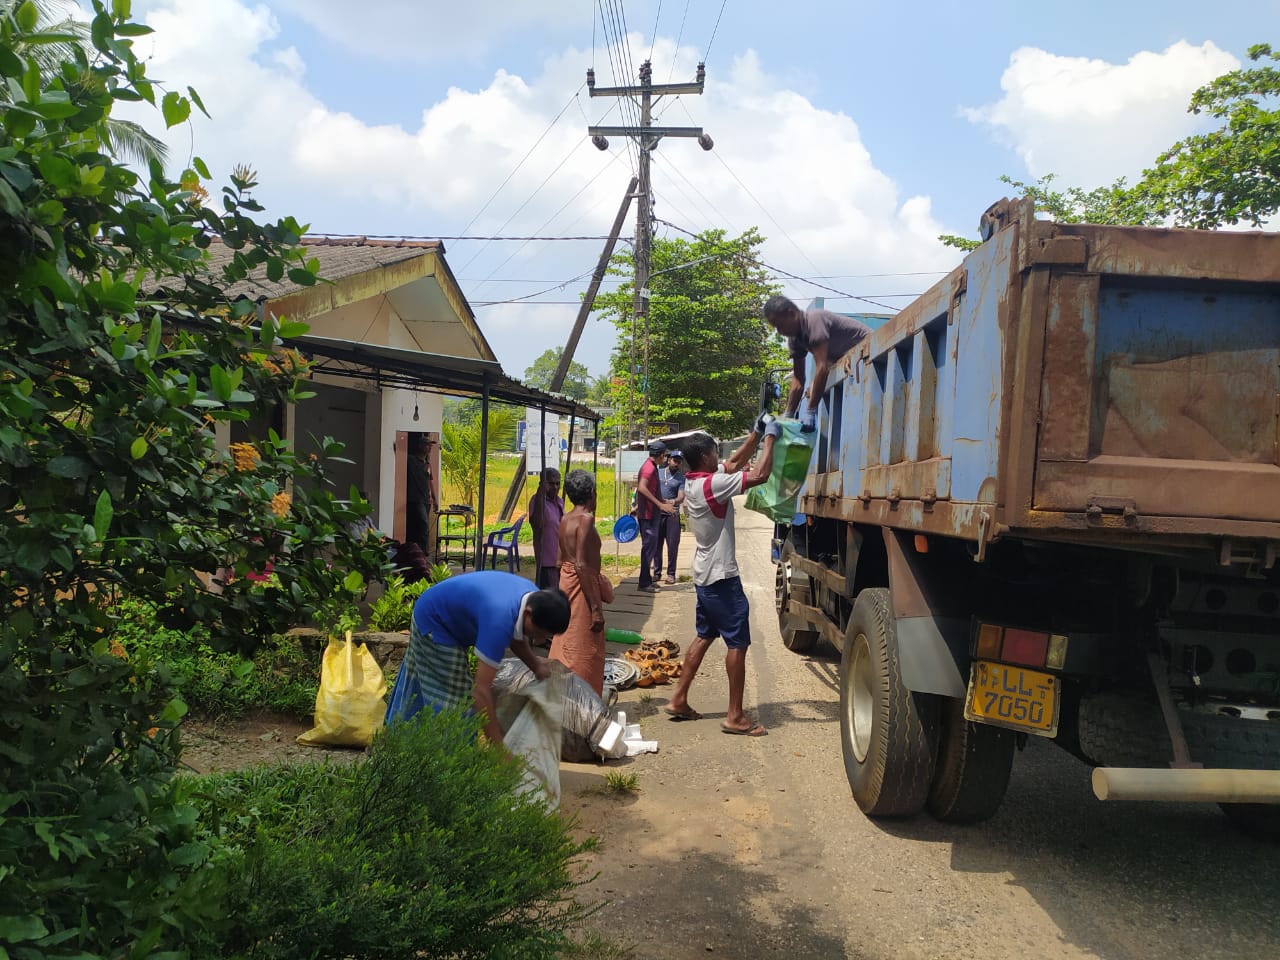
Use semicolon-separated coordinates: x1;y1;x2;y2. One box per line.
565;510;1280;960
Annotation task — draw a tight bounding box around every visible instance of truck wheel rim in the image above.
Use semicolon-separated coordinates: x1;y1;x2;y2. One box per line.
775;562;789;615
851;633;873;763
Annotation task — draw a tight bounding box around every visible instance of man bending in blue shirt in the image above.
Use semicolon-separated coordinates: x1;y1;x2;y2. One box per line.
385;570;570;745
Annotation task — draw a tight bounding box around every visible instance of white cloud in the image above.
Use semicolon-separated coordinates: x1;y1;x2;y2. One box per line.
964;41;1239;187
271;0;584;60
126;1;960;375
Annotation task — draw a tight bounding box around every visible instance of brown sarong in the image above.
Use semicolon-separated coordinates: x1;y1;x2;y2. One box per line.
550;561;608;695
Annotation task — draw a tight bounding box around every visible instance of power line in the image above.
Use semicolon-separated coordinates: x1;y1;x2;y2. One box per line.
471;267;596;307
704;0;729;61
652;216;902;312
648;0;663;62
667;0;692;81
600;0;640;171
471;151;627;291
456;133;601;275
673;97;822;275
459;83;583;237
655;151;738;231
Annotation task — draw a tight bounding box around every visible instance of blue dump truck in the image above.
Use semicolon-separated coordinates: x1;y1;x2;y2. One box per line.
774;198;1280;835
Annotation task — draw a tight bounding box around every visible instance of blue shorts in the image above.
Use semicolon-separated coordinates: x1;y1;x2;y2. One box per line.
694;576;750;649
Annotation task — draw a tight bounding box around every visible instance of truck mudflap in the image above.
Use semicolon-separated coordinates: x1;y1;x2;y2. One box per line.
884;529;968;698
1092;767;1280;804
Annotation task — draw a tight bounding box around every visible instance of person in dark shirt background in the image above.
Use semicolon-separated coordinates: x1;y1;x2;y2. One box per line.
763;295;871;432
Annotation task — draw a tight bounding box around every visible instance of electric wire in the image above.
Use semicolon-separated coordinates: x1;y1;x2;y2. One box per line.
654;216;904;311
456;132;601;275
673;97;823;276
472;267;597;307
459;82;584;237
667;0;692;80
655;152;739;232
456;96;622;276
599;0;640;172
471;150;626;291
649;0;663;63
704;0;729;62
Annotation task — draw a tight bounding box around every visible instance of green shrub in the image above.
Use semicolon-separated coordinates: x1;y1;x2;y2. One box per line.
185;710;594;959
367;573;431;632
112;597;319;720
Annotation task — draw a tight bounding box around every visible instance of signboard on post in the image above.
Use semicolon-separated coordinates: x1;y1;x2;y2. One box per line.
523;408;560;475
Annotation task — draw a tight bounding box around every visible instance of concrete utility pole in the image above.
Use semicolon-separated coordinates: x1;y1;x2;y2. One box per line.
496;176;638;523
588;60;712;442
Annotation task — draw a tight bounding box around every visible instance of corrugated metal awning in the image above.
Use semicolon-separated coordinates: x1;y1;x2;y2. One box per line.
290;335;600;422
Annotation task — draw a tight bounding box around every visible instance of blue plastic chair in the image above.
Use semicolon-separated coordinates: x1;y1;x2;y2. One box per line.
482;515;524;572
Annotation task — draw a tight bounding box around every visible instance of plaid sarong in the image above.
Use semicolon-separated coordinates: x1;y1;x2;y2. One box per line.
385;620;474;723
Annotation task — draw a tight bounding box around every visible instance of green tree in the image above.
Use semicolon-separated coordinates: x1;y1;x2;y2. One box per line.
939;174;1156;250
0;2;388;953
2;0;168;166
1131;43;1280;228
596;227;783;439
439;404;521;509
522;346;592;401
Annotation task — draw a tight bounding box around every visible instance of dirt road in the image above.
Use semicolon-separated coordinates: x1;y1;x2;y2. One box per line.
568;510;1280;960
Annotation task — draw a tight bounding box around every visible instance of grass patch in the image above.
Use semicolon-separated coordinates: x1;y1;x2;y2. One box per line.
604;771;639;794
441;453;636;539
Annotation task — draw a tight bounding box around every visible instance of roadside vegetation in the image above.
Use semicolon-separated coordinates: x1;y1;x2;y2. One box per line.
0;3;598;956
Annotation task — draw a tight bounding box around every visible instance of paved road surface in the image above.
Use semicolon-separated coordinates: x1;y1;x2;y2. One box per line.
567;509;1280;960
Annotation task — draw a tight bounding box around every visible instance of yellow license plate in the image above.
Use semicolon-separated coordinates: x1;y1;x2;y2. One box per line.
964;661;1060;737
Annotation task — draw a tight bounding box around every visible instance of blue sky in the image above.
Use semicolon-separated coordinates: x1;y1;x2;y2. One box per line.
127;0;1273;378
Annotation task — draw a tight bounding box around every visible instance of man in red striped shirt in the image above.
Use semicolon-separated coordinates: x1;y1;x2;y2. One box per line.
635;439;675;593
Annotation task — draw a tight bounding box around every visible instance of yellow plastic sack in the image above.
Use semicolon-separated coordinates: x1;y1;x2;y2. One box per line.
297;631;387;747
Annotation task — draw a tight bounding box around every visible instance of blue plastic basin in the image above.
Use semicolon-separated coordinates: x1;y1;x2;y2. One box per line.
612;515;639;543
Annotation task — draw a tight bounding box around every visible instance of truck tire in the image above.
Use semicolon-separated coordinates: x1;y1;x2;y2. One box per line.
1079;692;1280;839
1077;693;1169;768
840;587;938;817
927;697;1016;824
1184;712;1280;841
775;554;818;654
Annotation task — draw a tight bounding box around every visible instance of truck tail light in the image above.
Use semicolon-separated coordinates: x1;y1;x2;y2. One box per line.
974;622;1070;671
1002;628;1049;667
1046;634;1069;670
976;623;1003;659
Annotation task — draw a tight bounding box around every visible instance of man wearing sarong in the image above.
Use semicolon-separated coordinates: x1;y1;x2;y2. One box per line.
549;469;614;695
385;570;570;745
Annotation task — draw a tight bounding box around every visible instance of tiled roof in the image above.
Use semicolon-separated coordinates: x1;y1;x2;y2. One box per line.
203;235;444;302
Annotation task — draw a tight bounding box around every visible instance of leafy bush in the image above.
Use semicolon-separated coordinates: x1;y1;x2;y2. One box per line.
185;710;594;959
0;4;388;955
367;573;431;632
109;596;320;720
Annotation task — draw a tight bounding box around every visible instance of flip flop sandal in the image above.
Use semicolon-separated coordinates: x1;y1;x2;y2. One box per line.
721;722;767;737
664;706;702;721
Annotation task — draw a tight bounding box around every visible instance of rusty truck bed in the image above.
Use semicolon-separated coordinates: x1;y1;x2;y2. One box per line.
800;199;1280;559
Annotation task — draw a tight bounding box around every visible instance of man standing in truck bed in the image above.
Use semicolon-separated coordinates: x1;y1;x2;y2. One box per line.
763;295;871;432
